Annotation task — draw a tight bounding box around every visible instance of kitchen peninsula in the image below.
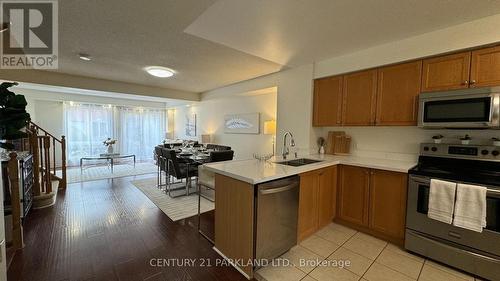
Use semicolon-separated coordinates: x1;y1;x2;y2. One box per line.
204;154;416;279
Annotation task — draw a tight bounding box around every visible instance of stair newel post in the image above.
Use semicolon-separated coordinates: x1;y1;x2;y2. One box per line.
44;136;52;194
8;152;24;250
30;126;41;196
61;135;67;189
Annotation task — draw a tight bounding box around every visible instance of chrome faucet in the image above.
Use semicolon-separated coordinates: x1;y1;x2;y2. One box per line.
282;131;296;160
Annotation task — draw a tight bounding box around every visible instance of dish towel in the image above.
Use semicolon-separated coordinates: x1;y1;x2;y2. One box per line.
428;179;457;224
453;183;487;233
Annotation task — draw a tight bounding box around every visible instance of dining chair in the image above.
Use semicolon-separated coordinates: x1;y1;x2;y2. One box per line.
209;150;234;162
154;146;166;189
197;149;235;243
163;149;198;198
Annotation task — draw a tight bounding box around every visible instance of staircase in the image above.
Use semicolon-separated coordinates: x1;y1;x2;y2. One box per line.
22;121;67;194
3;122;67;267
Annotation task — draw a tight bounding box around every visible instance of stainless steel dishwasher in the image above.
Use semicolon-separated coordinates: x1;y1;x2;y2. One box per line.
255;176;299;261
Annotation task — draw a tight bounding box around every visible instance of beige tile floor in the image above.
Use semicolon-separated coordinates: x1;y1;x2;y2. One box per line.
255;223;483;281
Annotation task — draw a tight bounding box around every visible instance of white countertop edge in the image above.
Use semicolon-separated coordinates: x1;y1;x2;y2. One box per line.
204;154;416;185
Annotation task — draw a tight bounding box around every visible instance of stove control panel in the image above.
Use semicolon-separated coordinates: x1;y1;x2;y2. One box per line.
421;143;500;160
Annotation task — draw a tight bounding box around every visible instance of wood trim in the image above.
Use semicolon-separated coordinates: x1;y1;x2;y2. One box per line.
214;174;255;278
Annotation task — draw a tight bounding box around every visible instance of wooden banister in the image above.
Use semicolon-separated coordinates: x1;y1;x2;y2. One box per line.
24;121;67;191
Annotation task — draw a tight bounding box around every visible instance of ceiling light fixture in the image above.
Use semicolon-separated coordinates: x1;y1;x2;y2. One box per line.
78;53;92;61
144;66;175;78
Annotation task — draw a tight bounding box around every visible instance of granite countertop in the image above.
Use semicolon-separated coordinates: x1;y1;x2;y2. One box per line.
204;154;417;185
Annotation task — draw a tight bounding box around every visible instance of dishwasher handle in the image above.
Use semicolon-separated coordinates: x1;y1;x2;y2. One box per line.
259;182;298;195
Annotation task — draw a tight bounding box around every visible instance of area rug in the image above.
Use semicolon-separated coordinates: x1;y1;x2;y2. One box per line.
131;177;215;221
61;162;157;184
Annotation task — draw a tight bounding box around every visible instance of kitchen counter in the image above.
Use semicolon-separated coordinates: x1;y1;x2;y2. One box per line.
204;154;416;184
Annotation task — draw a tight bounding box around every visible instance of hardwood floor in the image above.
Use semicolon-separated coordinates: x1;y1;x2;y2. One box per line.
8;174;247;281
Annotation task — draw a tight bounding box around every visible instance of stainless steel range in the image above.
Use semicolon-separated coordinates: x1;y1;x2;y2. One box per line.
406;143;500;281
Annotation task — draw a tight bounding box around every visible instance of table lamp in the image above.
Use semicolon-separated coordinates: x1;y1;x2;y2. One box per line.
264;120;276;155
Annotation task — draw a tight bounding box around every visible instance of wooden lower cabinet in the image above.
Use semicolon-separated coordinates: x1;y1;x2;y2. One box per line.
369;169;408;241
318;166;337;228
298;166;337;241
337;165;370;226
336;165;408;244
298;170;320;241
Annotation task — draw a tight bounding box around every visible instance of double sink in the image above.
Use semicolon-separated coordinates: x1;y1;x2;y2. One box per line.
275;158;323;167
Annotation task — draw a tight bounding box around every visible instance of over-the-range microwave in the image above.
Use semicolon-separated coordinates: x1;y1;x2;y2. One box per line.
418;87;500;129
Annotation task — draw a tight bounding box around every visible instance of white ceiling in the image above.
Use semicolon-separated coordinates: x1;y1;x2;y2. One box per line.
54;0;283;94
48;0;500;96
186;0;500;67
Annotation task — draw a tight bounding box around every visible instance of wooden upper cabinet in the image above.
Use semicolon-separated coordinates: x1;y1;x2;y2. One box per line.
313;76;343;126
421;51;471;92
342;70;377;126
337;165;370;226
298;171;320;241
376;61;422;126
318;166;337;228
470;46;500;88
369;170;408;241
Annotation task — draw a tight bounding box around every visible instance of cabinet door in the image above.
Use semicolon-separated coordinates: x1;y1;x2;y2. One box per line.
421;52;471;92
337;165;370;226
376;61;422;125
318;166;337;228
470;46;500;88
313;76;343;126
369;169;408;240
298;171;319;241
342;70;378;126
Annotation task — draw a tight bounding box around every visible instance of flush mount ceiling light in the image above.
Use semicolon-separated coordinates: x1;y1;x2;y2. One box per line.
78;53;92;61
144;66;175;78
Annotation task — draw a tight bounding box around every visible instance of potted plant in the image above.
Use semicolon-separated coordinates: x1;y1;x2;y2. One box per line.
0;82;31;151
317;137;325;154
492;137;500;146
460;134;471;145
103;138;117;154
432;135;444;144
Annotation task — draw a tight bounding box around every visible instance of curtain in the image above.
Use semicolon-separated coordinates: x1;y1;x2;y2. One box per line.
64;103;114;166
116;107;166;161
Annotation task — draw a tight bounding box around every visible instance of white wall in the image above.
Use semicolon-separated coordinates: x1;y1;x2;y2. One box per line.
203;14;500;161
173;89;277;160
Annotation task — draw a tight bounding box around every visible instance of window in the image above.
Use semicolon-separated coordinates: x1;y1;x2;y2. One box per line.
64;103;166;166
64;103;113;166
117;107;166;161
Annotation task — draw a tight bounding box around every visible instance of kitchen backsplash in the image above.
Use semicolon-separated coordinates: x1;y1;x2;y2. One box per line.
316;127;500;162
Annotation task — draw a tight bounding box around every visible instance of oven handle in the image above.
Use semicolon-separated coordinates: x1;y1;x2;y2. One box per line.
410;175;500;196
410;230;500;264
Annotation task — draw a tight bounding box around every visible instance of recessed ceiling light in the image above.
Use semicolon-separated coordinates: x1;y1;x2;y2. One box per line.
78;53;92;61
144;66;175;78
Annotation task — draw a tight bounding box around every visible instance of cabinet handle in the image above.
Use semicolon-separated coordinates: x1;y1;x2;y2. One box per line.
470;80;476;86
462;80;469;85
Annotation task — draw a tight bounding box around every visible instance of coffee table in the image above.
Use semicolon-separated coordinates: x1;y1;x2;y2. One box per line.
80;154;136;173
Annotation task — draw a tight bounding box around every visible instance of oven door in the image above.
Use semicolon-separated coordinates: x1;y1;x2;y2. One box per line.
418;93;500;128
406;175;500;256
